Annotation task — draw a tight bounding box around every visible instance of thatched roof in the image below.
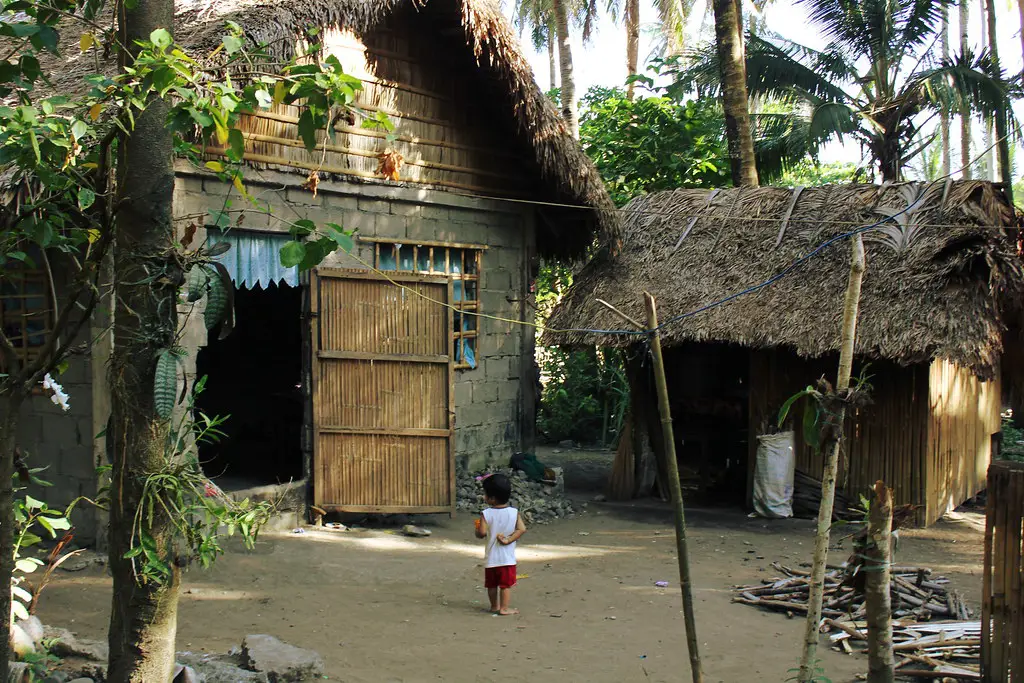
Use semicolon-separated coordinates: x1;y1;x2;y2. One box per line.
7;0;616;258
544;181;1023;377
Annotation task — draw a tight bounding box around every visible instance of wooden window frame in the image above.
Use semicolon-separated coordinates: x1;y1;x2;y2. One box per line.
370;240;483;370
0;263;53;369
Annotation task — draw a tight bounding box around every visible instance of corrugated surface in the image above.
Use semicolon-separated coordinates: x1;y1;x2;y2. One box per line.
313;269;454;512
925;358;1000;524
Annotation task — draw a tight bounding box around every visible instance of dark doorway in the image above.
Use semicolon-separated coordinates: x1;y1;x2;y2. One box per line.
195;282;303;489
665;342;750;504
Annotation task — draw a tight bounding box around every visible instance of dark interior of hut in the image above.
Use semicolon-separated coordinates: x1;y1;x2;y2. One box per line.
195;282;304;490
663;343;750;504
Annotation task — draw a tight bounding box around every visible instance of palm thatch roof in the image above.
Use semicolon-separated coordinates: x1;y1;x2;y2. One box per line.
544;181;1023;377
8;0;616;258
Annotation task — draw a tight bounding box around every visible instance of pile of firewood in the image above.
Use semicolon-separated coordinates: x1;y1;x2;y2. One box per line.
733;563;980;680
792;471;857;519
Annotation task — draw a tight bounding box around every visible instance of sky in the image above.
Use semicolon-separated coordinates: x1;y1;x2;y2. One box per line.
501;0;1024;179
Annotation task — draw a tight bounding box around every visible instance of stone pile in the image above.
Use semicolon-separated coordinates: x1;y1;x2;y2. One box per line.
455;468;581;524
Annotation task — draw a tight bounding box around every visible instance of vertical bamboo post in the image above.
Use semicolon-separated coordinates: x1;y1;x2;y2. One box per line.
865;480;894;683
798;233;866;682
643;292;704;683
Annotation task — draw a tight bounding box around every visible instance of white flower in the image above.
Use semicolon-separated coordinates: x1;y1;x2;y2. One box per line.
41;374;70;411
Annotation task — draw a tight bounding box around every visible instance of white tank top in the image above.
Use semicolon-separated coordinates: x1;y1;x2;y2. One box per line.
482;506;518;568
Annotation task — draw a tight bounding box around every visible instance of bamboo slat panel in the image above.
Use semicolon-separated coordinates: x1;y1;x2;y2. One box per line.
312;269;454;513
222;11;532;196
926;358;1000;524
981;460;1024;682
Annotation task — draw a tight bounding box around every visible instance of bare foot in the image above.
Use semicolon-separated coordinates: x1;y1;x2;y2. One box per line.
487;606;499;614
498;608;519;616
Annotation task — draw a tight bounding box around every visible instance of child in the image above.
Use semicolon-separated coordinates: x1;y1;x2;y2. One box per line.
474;473;526;615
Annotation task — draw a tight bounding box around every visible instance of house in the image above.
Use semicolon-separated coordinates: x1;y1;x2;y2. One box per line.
2;0;617;542
544;181;1023;526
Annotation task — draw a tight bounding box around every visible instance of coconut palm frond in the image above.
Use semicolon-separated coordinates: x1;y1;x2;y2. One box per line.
745;36;852;103
892;0;953;59
867;184;937;254
652;0;687;52
915;50;1018;129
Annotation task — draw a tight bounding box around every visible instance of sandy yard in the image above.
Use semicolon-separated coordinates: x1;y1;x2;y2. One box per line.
35;493;985;683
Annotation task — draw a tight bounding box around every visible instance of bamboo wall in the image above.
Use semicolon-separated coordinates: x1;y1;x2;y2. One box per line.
748;349;998;525
981;460;1024;682
220;6;535;197
925;358;1001;525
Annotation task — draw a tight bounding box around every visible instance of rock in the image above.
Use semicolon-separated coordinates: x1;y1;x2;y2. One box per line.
177;652;269;683
44;627;109;662
20;616;44;645
558;439;575;449
11;622;36;656
400;525;431;538
41;673;72;683
593;494;607;502
65;679;94;683
241;635;324;683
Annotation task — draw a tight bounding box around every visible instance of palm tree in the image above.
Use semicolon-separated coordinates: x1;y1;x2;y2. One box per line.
983;0;1011;201
712;0;759;185
940;4;951;176
959;0;971;178
616;0;690;99
511;0;580;136
676;0;1014;182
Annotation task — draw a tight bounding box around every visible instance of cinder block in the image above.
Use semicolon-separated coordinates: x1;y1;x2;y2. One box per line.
406;218;441;242
422;204;450;221
390;202;422;217
60;446;97;482
357;198;390;214
323;194;359;212
374;214;407;239
499;381;520;404
485;268;513;292
285;186;323;208
474;382;499;404
341;210;376;236
454;381;473;408
459;403;491;428
485;357;512;381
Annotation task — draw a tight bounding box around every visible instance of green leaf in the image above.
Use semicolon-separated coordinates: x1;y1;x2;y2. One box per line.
27;129;40;164
186;265;210;302
228;128;245;162
255;89;272;109
123;545;144;559
326;223;354;252
150;28;173;50
154;349;179;420
272;81;287;106
37;515;55;537
44;514;71;531
222;34;243;54
288;219;316;238
205;161;225;173
11;585;32;603
71;119;88;141
77;188;96;211
777;386;814;428
203;267;230;332
11;601;28;622
279;241;306;268
15;558;40;574
24;495;44;510
297;109;317;151
209;209;231;229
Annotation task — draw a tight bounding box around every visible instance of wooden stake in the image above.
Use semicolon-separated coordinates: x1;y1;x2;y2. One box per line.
643;292;704;683
798;233;867;682
865;480;895;683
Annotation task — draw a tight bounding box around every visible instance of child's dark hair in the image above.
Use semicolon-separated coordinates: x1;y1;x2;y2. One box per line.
482;473;512;505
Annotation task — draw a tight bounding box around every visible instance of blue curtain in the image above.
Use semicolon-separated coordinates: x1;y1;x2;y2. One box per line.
209;229;299;289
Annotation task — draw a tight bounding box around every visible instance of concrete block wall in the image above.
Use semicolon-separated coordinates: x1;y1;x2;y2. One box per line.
176;166;534;473
14;330;98;544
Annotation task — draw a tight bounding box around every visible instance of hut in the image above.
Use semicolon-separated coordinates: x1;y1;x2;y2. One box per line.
545;182;1024;526
2;0;616;542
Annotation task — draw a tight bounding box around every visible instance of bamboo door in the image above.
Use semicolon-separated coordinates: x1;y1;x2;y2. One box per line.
311;268;455;513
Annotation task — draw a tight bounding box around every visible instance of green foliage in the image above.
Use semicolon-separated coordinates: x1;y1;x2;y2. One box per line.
127;376;275;586
579;85;729;206
537;347;629;446
786;660;833;683
1000;412;1024;462
778;160;859;186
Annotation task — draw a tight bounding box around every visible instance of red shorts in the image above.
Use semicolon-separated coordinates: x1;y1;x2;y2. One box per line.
484;565;517;589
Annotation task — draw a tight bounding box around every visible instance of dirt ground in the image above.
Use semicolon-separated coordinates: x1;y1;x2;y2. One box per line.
37;486;984;683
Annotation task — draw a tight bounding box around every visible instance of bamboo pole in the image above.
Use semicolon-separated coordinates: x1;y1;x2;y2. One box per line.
643;292;704;683
797;233;867;682
865;480;895;683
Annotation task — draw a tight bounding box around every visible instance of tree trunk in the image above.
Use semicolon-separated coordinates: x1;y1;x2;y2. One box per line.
984;0;1013;203
797;233;866;682
625;0;640;101
0;395;23;683
551;0;578;138
106;0;182;679
864;480;894;683
960;0;972;179
940;5;951;177
547;36;557;93
1018;0;1024;82
712;0;759;187
979;0;996;182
